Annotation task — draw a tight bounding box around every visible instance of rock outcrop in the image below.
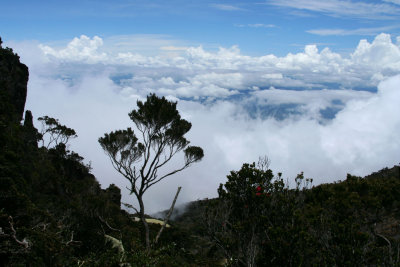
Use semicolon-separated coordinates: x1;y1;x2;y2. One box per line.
0;37;29;122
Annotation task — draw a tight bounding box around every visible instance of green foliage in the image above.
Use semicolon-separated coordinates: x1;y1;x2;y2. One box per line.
207;161;288;266
129;93;187;135
0;105;129;265
184;146;204;165
99;128;144;171
204;163;400;266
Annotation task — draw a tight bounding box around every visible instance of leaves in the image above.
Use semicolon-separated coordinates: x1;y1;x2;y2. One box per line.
99;128;143;160
184;146;204;165
129;94;180;133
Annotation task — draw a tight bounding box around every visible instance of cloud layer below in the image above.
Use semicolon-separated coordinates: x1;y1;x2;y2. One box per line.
36;33;400;94
7;33;400;213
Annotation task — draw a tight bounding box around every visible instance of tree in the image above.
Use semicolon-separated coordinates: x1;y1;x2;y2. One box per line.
99;93;204;250
206;159;321;267
38;116;77;148
207;157;282;267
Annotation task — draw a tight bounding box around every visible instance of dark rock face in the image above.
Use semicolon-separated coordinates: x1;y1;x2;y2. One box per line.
0;37;29;122
23;110;41;147
104;184;122;206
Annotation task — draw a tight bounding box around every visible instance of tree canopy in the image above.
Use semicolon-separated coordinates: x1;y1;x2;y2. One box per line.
38;115;77;148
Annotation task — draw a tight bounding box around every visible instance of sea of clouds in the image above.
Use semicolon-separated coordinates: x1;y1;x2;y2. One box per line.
6;33;400;213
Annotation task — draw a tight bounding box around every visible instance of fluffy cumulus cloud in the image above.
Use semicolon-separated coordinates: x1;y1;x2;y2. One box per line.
8;33;400;213
37;33;400;93
39;36;107;63
351;34;400;72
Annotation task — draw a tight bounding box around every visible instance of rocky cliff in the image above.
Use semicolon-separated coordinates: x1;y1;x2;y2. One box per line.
0;37;29;122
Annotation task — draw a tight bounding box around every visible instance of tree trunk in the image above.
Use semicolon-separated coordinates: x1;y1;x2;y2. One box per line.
138;196;150;250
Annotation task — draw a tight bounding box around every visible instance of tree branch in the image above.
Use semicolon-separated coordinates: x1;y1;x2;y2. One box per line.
123;202;140;215
65;231;82;246
147;162;191;188
8;216;30;249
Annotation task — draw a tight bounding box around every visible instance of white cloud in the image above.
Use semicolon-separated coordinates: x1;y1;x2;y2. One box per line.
35;34;400;93
320;75;400;170
262;73;283;79
160;46;189;51
210;4;245;11
349;34;400;84
267;0;400;19
384;0;400;5
9;34;400;213
23;73;400;213
235;23;276;28
249;23;276;28
104;34;192;57
251;87;373;119
39;35;107;63
307;25;400;36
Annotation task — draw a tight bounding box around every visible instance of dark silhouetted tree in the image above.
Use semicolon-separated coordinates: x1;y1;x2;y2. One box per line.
99;93;204;249
38;116;77;148
207;157;283;266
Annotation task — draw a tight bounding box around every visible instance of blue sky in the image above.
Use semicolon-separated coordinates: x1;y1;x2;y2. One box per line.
2;0;400;55
1;0;400;212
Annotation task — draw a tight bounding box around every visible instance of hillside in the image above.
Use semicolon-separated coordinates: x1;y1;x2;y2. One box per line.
170;165;400;266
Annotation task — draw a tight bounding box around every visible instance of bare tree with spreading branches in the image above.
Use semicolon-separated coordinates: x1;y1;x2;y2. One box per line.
99;94;204;250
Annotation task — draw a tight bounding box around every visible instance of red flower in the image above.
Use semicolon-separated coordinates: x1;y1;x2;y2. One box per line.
256;186;263;196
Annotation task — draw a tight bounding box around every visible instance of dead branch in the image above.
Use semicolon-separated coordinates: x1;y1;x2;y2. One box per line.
31;222;50;231
123;202;140;215
98;216;120;232
98;215;122;239
376;233;393;264
65;231;82;246
8;216;30;249
154;186;181;244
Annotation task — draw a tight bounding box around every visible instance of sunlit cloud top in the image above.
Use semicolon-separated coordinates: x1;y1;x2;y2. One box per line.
34;34;400;100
